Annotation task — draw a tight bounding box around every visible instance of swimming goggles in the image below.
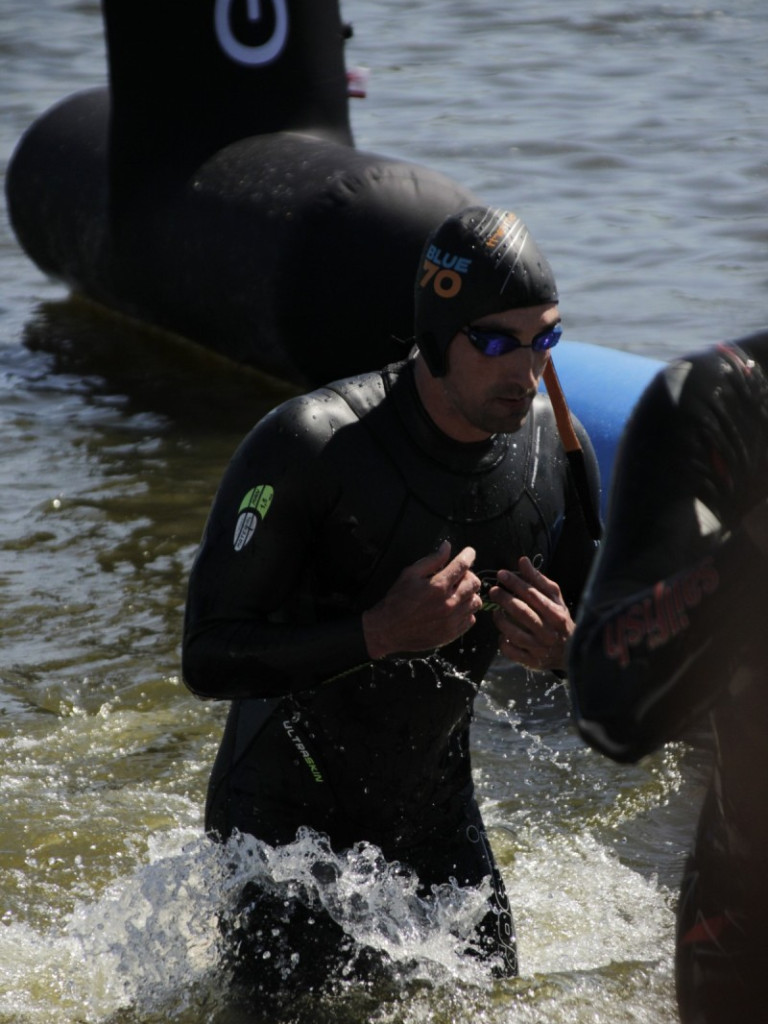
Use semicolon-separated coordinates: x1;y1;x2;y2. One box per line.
462;322;562;357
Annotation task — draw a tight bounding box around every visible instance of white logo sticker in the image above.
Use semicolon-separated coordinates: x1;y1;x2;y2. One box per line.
233;511;258;551
214;0;290;67
233;484;274;551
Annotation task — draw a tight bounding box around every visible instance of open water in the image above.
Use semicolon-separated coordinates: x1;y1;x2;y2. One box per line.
1;1;766;1021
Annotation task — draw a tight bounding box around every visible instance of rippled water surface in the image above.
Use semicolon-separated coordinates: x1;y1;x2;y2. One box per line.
1;1;766;1021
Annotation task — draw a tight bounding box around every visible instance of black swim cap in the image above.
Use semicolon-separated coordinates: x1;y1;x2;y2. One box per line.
414;206;559;376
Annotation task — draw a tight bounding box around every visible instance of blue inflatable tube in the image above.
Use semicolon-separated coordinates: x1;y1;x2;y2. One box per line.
551;341;663;511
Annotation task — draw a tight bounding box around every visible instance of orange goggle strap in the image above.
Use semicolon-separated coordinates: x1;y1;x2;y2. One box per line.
543;359;602;541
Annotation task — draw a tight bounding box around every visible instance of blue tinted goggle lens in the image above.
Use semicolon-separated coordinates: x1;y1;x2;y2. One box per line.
462;322;562;356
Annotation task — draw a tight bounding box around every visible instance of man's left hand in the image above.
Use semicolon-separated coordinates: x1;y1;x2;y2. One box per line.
490;556;573;672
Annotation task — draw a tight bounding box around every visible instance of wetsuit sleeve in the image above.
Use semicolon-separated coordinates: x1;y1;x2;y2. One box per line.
568;346;768;762
182;394;371;701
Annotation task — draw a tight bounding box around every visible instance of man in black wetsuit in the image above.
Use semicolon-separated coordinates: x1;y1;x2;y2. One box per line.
183;206;600;983
568;331;768;1023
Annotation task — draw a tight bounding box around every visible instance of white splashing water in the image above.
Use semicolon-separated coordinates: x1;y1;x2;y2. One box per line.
0;815;676;1024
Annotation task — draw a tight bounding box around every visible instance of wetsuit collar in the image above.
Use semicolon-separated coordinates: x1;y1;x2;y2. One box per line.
387;360;512;473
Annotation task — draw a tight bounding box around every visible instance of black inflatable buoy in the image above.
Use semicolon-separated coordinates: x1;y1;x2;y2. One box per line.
6;0;479;386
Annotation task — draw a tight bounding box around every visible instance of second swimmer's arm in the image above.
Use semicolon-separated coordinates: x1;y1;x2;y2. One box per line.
569;524;765;762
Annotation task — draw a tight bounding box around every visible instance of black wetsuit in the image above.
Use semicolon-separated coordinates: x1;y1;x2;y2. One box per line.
183;357;599;977
568;333;768;1022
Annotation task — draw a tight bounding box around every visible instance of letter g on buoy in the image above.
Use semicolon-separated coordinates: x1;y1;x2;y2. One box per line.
214;0;289;66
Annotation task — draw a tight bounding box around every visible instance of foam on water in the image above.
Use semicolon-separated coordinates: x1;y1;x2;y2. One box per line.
504;825;674;975
0;810;677;1024
0;829;223;1024
0;659;682;1023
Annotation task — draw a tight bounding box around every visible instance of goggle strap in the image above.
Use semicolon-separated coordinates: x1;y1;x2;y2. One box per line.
543;359;603;541
543;359;581;453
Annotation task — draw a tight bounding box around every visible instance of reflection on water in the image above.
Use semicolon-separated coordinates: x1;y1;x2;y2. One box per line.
3;297;295;676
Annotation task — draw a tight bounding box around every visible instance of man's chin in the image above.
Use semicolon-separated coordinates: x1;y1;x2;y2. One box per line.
479;412;528;436
489;398;531;434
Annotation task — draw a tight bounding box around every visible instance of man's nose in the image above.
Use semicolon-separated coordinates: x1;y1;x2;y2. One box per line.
507;346;541;387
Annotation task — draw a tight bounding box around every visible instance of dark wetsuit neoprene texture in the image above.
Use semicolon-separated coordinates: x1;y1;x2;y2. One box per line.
183;357;599;974
569;332;768;1022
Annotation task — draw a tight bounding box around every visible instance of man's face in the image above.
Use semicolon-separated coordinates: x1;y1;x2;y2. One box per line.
438;303;561;441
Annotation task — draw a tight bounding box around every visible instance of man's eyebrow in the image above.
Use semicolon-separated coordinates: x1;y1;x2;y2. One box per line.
469;322;520;335
470;318;562;335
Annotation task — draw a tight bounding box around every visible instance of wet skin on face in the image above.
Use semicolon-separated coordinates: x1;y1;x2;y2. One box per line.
416;303;561;443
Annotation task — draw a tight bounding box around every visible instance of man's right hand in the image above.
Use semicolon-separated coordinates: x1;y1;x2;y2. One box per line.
362;540;483;659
